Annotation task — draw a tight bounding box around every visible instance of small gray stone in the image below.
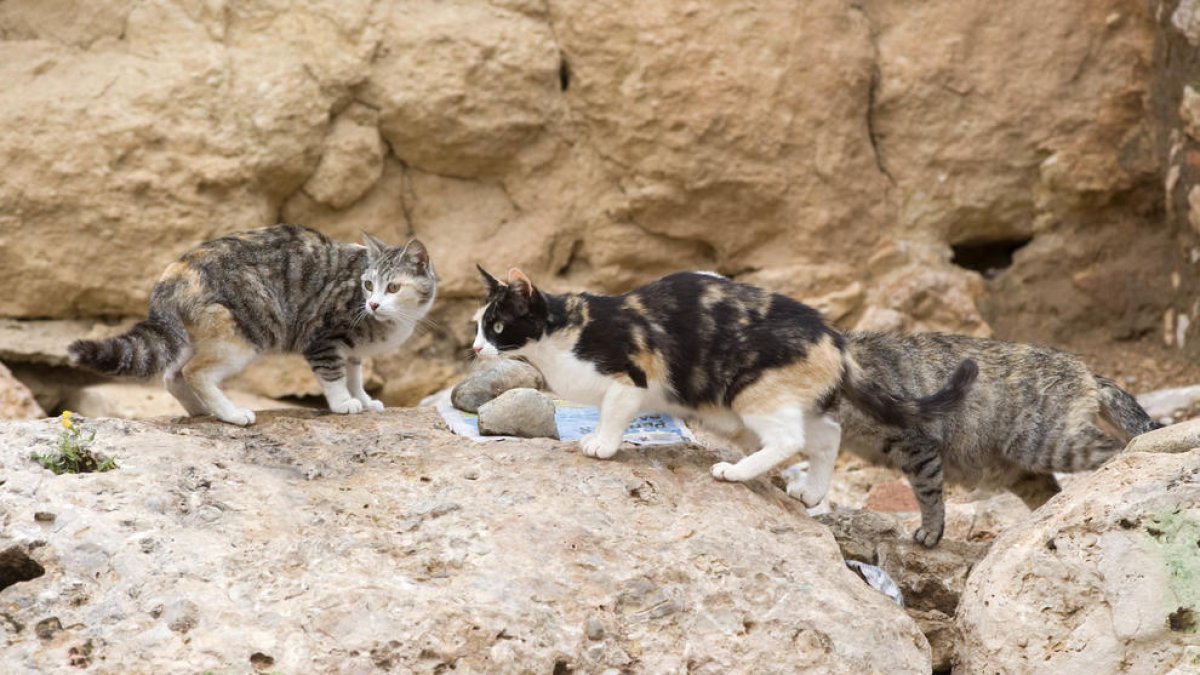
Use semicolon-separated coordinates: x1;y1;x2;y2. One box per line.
585;616;605;641
452;360;546;413
1124;418;1200;454
477;388;558;439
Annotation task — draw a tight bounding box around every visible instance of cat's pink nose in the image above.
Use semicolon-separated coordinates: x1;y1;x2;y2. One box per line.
369;301;380;311
473;345;483;353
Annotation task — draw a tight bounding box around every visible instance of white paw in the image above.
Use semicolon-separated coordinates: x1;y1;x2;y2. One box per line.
711;461;749;482
579;433;620;459
785;479;826;509
330;398;364;415
780;462;808;483
361;398;385;413
219;407;256;426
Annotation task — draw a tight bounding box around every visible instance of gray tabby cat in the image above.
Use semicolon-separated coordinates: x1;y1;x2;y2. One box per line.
795;331;1161;546
69;225;435;425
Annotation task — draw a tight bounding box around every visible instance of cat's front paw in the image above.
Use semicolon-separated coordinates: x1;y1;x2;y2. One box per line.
711;461;749;482
218;407;256;426
330;398;364;415
361;398;385;413
913;525;944;548
579;433;620;459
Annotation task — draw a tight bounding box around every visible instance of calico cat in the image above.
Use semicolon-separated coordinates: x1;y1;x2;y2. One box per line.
69;225;435;425
797;331;1162;546
471;268;977;510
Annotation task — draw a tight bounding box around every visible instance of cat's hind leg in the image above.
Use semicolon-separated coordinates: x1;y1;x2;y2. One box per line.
181;307;259;426
711;404;806;489
346;357;384;412
164;348;208;416
886;433;947;547
580;383;646;459
784;412;842;508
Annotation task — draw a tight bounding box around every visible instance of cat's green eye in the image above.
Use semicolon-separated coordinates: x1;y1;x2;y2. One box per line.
493;321;504;334
387;282;400;294
363;280;373;291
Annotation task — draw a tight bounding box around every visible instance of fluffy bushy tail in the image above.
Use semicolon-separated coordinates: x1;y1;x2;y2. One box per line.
841;355;978;428
68;310;188;378
1096;377;1162;438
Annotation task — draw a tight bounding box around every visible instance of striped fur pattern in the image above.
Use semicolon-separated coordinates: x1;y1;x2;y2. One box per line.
822;331;1162;546
68;225;435;425
472;268;976;507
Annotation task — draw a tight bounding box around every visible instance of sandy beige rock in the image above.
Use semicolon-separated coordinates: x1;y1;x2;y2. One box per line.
61;382;301;421
1125;418;1200;454
0;362;44;421
0;411;932;672
957;449;1200;673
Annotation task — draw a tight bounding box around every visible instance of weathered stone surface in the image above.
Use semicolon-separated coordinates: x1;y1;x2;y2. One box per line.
819;508;988;670
477;387;558;439
1126;418;1200;454
1139;384;1200;420
0;411;931;672
452;359;546;413
2;0;1197;406
957;449;1200;673
62;382;301;421
0;362;44;421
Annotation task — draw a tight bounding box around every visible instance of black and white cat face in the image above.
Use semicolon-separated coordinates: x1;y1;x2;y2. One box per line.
472;266;548;356
361;234;437;322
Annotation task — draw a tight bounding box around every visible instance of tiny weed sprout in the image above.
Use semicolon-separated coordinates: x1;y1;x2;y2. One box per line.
31;411;118;475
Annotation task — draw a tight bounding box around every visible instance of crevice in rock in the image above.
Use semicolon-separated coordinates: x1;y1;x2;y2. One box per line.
558;53;571;92
851;3;896;186
866;64;896;185
950;237;1032;279
0;546;46;592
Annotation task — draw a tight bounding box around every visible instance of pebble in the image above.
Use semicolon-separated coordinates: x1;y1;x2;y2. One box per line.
477;388;559;439
452;360;546;413
586;617;605;641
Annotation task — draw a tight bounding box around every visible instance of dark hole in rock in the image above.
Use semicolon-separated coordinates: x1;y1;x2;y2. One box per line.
553;660;574;675
1169;607;1196;633
559;55;571;92
0;546;45;592
950;237;1032;278
1118;518;1138;529
250;652;275;671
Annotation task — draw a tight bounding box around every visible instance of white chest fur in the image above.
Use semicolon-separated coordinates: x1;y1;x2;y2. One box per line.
517;340;612;406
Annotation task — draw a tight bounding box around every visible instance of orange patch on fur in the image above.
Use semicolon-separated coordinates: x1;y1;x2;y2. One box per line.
731;334;842;415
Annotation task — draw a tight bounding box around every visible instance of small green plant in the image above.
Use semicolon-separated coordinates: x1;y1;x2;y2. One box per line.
31;411;117;475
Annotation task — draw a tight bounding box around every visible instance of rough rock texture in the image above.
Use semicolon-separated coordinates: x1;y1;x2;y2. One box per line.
0;411;931;673
1152;0;1200;360
62;382;303;421
819;509;989;671
477;387;558;439
1125;417;1200;454
3;0;1197;401
957;449;1200;673
0;362;44;421
452;359;546;413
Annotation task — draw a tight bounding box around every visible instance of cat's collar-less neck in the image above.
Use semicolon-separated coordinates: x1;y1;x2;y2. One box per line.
544;292;587;334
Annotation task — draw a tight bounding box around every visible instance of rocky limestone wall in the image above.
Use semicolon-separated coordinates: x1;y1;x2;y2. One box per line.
1;0;1196;403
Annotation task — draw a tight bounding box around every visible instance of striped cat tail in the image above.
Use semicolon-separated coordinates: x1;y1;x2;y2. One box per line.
68;310;188;378
841;354;978;427
1096;377;1162;438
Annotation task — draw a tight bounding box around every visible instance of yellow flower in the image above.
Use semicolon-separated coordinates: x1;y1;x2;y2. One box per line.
61;410;74;431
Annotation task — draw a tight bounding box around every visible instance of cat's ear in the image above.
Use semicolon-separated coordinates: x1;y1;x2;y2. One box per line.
508;268;535;299
362;232;389;262
477;265;501;294
402;239;430;275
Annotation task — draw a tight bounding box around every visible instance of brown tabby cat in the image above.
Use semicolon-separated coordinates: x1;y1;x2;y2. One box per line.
69;225;435;425
793;331;1161;546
